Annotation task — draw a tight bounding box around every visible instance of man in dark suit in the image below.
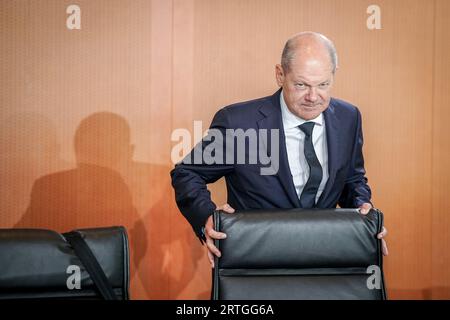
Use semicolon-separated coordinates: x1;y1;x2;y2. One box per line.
171;32;388;267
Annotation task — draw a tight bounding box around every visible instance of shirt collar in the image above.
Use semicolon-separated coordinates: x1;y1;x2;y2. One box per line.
280;90;324;129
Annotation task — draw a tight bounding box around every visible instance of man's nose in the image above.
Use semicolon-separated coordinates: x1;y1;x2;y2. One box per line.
305;87;318;102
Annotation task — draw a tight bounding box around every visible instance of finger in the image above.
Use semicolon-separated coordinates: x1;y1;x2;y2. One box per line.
206;237;221;258
205;226;227;240
377;227;388;239
207;250;215;269
381;239;389;256
217;203;235;214
204;215;225;239
359;203;372;215
223;204;235;213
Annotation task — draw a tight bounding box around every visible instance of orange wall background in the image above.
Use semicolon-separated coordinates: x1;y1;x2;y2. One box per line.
1;0;449;299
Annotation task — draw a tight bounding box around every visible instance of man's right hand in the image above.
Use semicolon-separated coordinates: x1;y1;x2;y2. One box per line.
205;203;235;268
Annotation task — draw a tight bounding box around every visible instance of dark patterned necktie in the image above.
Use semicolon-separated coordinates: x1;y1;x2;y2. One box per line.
299;122;323;208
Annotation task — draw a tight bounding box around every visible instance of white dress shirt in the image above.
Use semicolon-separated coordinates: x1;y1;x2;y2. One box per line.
280;91;329;204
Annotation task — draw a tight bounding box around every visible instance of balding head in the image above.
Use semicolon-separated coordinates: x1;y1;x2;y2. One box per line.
275;32;336;120
281;32;338;74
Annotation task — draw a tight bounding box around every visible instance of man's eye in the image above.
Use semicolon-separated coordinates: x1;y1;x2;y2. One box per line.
296;83;306;88
319;83;329;88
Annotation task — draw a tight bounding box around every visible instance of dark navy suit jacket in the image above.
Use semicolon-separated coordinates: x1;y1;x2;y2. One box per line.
171;89;371;240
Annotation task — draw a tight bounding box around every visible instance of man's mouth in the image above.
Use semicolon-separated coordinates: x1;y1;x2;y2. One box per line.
302;104;318;109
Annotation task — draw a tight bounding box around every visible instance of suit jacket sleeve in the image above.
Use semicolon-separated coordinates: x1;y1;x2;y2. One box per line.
338;108;372;208
170;108;234;242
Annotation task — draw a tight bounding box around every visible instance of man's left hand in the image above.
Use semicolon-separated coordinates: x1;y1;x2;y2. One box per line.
359;203;389;256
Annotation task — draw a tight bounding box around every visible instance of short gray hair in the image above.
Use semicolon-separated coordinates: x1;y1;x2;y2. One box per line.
281;32;338;74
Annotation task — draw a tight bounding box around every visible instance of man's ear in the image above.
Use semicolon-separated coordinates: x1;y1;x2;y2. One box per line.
275;64;284;87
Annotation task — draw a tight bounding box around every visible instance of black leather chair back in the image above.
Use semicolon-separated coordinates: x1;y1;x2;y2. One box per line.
0;226;129;299
213;208;386;300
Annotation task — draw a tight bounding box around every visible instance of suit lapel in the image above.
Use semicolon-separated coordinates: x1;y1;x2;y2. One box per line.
256;90;301;207
317;98;342;206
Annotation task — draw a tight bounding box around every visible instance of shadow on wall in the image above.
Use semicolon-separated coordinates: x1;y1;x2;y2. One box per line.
14;111;206;299
140;194;210;299
14;112;147;291
0;113;70;227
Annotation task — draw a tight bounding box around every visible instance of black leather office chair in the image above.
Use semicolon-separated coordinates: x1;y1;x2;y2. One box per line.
213;208;386;300
0;226;129;299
